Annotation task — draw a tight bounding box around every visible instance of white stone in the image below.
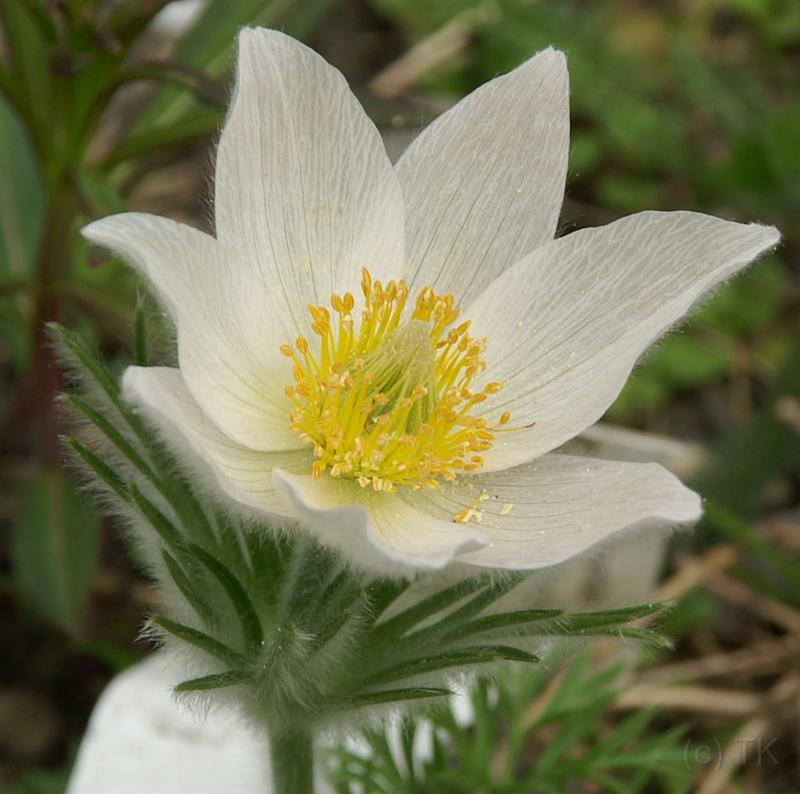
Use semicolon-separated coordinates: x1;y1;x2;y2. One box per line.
67;653;276;794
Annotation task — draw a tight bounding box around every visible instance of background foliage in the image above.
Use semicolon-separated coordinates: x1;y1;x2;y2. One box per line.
0;0;797;792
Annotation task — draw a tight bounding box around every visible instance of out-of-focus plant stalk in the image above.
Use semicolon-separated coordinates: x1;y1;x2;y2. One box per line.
269;727;314;794
30;181;76;464
0;0;214;461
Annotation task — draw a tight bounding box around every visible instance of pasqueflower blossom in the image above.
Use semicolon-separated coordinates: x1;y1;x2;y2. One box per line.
85;29;778;574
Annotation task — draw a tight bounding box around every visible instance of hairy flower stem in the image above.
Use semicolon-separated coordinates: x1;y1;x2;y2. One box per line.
269;726;314;793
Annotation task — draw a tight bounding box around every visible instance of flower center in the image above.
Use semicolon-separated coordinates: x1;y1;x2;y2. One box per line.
281;269;510;493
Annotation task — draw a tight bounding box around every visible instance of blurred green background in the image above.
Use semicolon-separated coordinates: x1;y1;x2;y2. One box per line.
0;1;798;791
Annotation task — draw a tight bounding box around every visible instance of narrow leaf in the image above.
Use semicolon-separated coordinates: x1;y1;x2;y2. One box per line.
0;1;53;138
0;94;43;284
189;543;263;649
134;296;148;366
130;0;293;131
565;626;673;649
370;577;487;643
52;325;216;546
175;670;248;692
65;436;128;501
65;393;152;476
10;468;100;637
362;645;539;687
161;549;214;625
344;687;453;708
102;108;221;168
443;575;527;625
360;578;409;629
444;608;564;640
560;603;666;630
400;574;527;649
50;324;121;402
279;541;342;625
310;594;363;653
130;483;185;552
108;0;173;40
151;615;243;667
246;531;287;613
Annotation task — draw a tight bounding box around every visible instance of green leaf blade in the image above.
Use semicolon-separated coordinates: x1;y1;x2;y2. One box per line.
362;645;539;688
189;542;263;650
65;436;128;501
444;608;564;640
151;615;244;668
344;687;453;709
175;670;249;692
10;468;100;637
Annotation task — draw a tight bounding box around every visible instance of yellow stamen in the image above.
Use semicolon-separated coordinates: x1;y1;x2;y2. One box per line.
281;269;512;493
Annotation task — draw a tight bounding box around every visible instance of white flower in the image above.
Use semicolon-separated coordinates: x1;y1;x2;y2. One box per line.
84;29;778;575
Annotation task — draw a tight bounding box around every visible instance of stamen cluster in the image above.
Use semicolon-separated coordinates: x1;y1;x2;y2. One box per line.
281;269;509;492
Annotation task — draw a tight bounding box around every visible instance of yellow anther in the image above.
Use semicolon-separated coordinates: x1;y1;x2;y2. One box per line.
280;268;514;493
413;287;436;320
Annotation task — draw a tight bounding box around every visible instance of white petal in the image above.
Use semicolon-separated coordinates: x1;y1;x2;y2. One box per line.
122;366;307;519
272;470;489;575
396;48;568;305
492;526;669;611
215;28;405;337
465;212;779;471
83;213;298;452
405;454;700;570
82;213;218;325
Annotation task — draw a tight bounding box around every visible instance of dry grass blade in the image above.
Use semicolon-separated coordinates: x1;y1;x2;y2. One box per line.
369;2;498;99
640;636;800;683
696;675;800;794
614;683;763;717
654;545;740;603
705;571;800;636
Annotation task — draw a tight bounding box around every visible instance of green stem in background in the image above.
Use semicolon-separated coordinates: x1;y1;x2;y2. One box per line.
28;182;76;464
268;727;315;794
